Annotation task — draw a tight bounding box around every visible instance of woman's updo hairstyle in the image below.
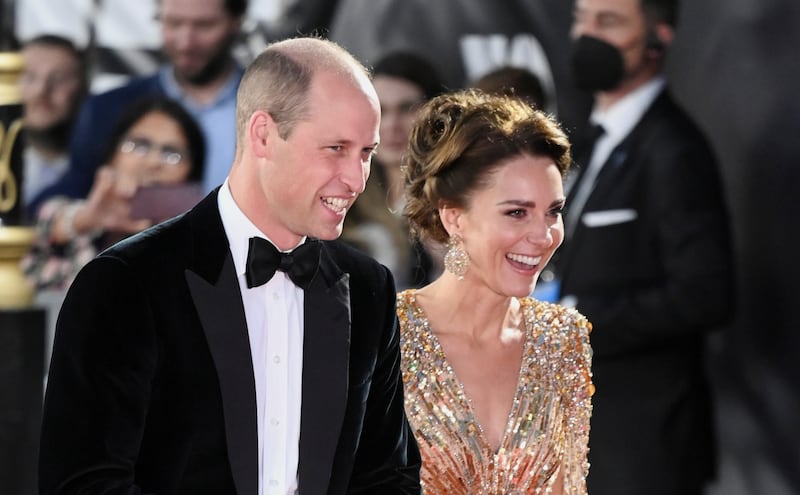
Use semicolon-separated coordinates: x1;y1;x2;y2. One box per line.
402;89;571;244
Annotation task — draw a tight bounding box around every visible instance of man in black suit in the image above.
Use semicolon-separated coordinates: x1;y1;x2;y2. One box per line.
556;1;734;494
39;37;421;494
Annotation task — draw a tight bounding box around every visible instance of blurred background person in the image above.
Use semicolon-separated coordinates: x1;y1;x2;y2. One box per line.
342;50;445;288
399;90;592;494
10;0;800;492
18;34;88;219
328;0;591;132
23;96;205;292
27;0;246;215
470;65;547;110
555;0;734;494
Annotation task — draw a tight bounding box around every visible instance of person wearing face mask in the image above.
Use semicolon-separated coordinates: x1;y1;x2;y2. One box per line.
554;1;734;494
399;90;593;494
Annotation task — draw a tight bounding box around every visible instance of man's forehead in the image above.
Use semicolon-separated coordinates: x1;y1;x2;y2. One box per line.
576;0;639;14
160;0;228;17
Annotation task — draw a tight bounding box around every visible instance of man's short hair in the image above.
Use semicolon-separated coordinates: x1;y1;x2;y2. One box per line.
235;37;371;142
642;0;679;27
224;0;248;17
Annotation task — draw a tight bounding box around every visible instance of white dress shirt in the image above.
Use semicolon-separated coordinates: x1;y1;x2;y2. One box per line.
218;180;303;495
22;146;69;206
565;76;666;239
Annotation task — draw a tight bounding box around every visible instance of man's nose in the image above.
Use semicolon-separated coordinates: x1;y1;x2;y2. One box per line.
342;155;369;194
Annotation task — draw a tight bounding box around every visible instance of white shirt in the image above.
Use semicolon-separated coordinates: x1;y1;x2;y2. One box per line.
565;76;666;238
588;76;666;176
22;146;69;206
161;65;241;194
218;180;303;495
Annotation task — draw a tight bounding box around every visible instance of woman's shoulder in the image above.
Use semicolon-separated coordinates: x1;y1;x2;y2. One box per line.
397;288;415;304
396;289;419;325
522;297;594;395
520;297;592;334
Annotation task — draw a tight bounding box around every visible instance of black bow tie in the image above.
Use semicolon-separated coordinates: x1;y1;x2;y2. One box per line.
245;237;321;289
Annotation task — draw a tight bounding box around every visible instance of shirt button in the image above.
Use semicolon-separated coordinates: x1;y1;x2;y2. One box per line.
268;479;278;487
270;418;280;426
273;355;281;364
272;292;280;301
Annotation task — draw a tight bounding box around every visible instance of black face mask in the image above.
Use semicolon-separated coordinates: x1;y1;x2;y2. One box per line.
571;35;625;92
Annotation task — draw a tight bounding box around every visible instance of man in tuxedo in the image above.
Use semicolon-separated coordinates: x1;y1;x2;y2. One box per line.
39;37;421;494
556;0;733;494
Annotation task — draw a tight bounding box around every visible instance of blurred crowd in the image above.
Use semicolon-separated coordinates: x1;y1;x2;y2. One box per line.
8;0;800;494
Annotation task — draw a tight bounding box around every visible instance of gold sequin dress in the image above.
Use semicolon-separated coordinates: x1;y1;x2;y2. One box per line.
397;290;593;495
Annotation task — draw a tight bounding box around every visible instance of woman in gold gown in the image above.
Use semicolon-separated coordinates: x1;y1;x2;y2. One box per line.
398;90;593;494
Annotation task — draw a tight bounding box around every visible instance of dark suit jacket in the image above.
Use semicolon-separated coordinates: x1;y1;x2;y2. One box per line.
28;74;165;214
39;190;422;494
557;90;734;495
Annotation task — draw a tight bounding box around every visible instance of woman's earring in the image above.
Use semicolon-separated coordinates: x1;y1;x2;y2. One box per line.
444;234;469;280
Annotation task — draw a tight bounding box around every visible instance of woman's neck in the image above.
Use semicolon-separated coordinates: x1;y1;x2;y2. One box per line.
416;275;521;343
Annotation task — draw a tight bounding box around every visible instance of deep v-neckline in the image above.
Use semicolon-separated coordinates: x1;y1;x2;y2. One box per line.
410;291;529;454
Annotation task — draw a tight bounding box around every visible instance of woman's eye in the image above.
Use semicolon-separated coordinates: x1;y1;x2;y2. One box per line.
506;209;525;217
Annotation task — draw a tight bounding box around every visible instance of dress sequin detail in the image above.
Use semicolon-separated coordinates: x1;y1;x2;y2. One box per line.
397;290;593;494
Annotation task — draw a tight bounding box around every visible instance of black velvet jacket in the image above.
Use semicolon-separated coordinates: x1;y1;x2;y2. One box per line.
39;190;421;494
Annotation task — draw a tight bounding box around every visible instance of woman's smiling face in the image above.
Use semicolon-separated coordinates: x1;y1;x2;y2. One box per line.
442;153;566;297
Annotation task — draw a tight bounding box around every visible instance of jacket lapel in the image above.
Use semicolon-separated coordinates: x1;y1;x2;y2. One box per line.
184;191;258;495
298;246;351;495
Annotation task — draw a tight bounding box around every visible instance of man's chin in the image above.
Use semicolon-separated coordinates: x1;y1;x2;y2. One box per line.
314;225;345;242
24;112;64;129
174;65;204;81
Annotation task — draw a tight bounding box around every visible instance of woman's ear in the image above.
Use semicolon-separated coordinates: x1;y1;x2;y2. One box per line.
439;205;463;237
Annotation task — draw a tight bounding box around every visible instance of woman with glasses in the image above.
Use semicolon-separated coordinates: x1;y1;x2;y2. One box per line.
23;96;206;290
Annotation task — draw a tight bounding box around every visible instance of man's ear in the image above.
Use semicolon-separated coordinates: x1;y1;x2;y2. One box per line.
248;110;274;159
646;23;674;54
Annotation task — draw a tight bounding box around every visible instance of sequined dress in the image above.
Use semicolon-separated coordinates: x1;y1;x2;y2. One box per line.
397;290;593;495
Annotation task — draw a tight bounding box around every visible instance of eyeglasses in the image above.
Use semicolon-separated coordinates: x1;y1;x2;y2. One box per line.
119;137;185;166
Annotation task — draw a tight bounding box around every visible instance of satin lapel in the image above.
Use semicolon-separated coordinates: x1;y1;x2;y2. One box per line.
184;194;258;495
298;251;351;495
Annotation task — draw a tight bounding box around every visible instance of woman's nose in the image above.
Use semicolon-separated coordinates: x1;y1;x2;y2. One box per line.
527;218;555;248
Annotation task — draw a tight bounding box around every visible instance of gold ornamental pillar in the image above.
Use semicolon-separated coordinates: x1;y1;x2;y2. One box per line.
0;50;35;309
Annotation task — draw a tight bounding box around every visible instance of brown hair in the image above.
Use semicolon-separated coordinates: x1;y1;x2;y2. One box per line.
403;89;571;244
472;66;546;110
